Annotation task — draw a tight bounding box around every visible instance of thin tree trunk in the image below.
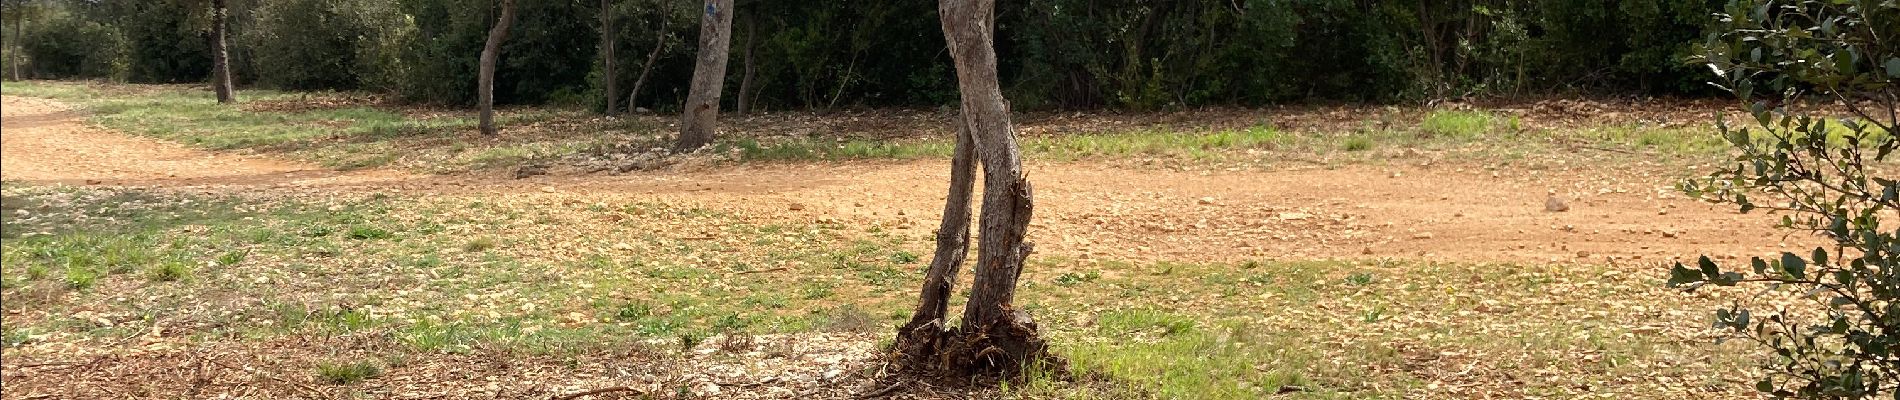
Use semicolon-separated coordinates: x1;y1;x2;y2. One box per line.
9;6;23;82
826;51;857;110
478;0;517;136
601;0;618;114
736;13;756;115
211;0;235;103
674;0;734;152
626;15;668;112
902;124;976;329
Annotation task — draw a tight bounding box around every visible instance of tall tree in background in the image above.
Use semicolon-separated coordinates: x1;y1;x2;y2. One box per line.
477;0;517;136
210;0;236;103
6;0;27;81
599;0;617;114
674;0;733;152
894;0;1056;378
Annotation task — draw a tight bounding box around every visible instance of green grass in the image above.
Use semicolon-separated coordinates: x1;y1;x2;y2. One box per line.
1418;110;1498;139
315;361;382;385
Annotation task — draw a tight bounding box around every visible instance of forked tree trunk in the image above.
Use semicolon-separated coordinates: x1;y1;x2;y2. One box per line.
477;0;517;136
735;13;756;115
625;17;666;112
674;0;734;152
894;0;1056;379
211;0;235;103
601;0;618;114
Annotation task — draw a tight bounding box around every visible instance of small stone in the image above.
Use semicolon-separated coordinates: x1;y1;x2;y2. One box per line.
1661;231;1677;238
1278;212;1312;220
1197;197;1217;205
788;203;805;211
1411;232;1435;239
1361;247;1374;255
539;186;557;193
1544;196;1570;212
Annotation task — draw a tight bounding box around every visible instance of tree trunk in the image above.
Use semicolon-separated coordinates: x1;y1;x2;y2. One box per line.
901;124;976;329
736;12;756;115
893;0;1056;379
211;0;235;103
477;0;517;136
9;4;22;82
601;0;618;114
626;15;667;112
674;0;734;152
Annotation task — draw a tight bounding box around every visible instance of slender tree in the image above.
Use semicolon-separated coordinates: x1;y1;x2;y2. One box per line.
210;0;236;103
735;11;756;115
674;0;733;152
477;0;517;136
894;0;1056;378
7;0;29;81
625;13;666;112
600;0;618;114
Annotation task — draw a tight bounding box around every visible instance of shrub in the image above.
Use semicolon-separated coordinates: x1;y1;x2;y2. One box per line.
1668;1;1900;398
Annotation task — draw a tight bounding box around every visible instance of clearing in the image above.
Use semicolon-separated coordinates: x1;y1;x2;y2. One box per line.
0;82;1807;399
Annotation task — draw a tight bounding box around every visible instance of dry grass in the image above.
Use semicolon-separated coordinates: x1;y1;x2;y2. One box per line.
0;183;1773;398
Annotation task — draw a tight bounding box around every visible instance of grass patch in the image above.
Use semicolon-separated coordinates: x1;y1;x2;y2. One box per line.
314;361;382;385
1419;110;1496;138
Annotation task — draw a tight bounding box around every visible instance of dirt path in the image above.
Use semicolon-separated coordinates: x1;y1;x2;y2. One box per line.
0;96;412;187
1;95;1800;266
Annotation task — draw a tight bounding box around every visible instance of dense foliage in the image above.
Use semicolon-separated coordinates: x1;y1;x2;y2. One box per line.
1668;0;1900;398
7;0;1729;109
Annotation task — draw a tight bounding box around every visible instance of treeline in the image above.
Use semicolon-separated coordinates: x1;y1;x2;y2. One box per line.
1;0;1721;110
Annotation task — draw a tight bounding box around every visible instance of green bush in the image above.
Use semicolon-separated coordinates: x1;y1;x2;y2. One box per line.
19;10;124;79
247;0;408;90
1668;1;1900;398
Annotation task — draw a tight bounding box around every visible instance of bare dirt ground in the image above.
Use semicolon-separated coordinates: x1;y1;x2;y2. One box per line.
0;95;1805;399
0;95;1793;267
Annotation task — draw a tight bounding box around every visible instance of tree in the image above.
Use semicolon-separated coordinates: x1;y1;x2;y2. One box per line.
477;0;517;136
5;0;25;81
600;0;617;114
625;9;667;113
892;0;1057;379
674;0;733;152
210;0;235;103
1667;0;1899;398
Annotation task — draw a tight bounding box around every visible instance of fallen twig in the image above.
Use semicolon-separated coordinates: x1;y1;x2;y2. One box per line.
856;380;908;399
735;267;789;275
553;386;639;400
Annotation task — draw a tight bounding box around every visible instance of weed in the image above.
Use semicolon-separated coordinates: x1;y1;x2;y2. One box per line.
314;361;382;385
1342;136;1374;151
1420;110;1494;138
1054;271;1102;287
215;251;246;266
463;237;497;252
1346;272;1375;286
347;226;392;240
148;261;191;282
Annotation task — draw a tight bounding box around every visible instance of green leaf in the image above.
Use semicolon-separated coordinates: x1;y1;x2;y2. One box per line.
1669;263;1703;287
1782;252;1807;279
1886;57;1900;78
